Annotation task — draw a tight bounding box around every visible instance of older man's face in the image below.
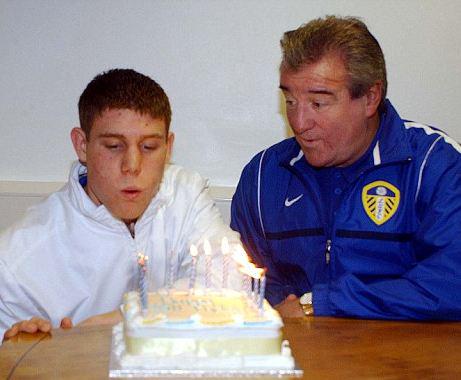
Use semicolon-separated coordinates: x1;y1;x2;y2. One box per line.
280;54;380;168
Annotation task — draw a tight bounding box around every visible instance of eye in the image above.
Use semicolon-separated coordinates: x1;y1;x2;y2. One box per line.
285;98;296;107
105;143;122;150
142;143;159;151
312;101;322;109
101;137;124;151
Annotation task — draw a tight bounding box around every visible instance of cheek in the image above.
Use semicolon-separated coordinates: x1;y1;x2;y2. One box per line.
91;154;112;175
87;153;119;184
329;111;361;140
317;116;340;141
286;112;299;132
144;153;168;180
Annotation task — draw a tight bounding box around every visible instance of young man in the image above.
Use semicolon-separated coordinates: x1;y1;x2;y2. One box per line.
1;69;239;340
231;16;461;320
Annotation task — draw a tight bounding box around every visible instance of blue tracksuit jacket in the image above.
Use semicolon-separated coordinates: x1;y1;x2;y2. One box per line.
231;100;461;320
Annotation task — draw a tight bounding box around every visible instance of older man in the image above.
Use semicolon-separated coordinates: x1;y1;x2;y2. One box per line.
231;16;461;320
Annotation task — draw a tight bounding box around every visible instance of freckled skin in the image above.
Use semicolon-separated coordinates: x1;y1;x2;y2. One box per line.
280;54;381;168
71;108;174;223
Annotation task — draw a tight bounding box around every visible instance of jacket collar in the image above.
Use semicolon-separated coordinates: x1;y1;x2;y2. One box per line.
67;162;172;229
375;100;413;163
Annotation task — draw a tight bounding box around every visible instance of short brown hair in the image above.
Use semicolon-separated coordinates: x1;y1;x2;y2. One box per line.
281;16;387;110
78;69;172;138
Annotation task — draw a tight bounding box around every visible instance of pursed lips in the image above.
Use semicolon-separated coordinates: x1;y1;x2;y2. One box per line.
297;134;322;148
121;187;142;200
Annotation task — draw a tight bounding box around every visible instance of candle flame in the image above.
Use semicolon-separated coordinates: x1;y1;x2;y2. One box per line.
231;244;250;266
190;244;198;257
204;239;212;256
239;262;265;279
221;236;230;255
137;252;148;266
231;244;266;279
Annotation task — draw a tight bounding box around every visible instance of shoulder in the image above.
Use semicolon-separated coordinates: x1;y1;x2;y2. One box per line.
0;189;70;267
162;164;208;193
158;164;212;214
378;101;459;165
2;187;69;233
399;121;461;208
403;121;461;155
240;138;299;179
234;138;299;208
402;121;461;164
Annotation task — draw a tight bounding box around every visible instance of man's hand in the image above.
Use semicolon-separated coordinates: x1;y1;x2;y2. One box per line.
274;294;305;318
78;309;122;327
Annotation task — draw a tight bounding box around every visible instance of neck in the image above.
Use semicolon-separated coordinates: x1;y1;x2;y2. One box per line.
364;112;380;148
126;220;136;238
339;112;380;168
357;112;380;160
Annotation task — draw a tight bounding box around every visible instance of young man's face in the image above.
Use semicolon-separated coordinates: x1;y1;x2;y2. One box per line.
280;53;381;168
71;108;174;223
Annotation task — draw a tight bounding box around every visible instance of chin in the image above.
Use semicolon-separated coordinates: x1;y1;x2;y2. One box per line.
113;209;144;223
307;157;333;168
305;153;324;166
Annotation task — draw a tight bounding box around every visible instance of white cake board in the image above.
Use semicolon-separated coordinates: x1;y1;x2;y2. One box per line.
108;324;303;378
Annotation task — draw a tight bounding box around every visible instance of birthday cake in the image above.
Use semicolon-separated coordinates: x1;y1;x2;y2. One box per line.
110;289;296;374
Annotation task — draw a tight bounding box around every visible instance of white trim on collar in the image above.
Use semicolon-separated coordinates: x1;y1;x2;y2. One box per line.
257;149;267;238
290;149;304;166
373;141;381;165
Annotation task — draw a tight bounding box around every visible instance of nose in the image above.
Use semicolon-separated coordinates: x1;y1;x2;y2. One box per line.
288;103;315;134
121;147;142;175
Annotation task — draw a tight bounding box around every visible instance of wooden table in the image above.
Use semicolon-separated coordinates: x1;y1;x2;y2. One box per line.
1;317;460;379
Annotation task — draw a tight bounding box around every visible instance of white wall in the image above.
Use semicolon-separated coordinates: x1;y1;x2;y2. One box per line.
1;0;460;186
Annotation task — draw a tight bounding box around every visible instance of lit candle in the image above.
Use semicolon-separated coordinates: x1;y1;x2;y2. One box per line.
204;239;212;290
232;245;253;299
258;270;267;314
167;250;175;291
221;237;230;290
238;261;265;309
243;272;251;299
249;264;260;305
137;252;149;313
189;244;198;294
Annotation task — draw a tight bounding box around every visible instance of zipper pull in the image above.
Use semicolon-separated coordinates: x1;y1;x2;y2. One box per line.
325;239;331;264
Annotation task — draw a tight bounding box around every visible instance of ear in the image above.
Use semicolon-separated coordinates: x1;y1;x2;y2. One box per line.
365;81;383;118
70;127;88;164
166;132;175;163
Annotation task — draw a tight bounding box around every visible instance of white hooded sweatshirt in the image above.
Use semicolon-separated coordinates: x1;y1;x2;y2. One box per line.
0;162;241;337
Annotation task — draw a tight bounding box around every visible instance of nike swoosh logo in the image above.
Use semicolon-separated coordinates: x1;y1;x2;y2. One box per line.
284;194;304;207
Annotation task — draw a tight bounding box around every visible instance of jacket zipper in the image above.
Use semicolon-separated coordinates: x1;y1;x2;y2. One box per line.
287;165;331;266
325;239;331;265
323;158;413;263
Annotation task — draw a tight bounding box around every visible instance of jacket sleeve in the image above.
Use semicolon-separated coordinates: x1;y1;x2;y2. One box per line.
314;140;461;320
0;258;48;340
231;157;291;306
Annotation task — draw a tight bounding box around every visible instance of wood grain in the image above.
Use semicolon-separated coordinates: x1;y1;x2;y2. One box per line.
1;317;460;379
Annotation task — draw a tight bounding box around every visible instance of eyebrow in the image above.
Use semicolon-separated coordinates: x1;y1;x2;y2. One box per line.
97;133;164;139
307;89;335;96
279;85;335;96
